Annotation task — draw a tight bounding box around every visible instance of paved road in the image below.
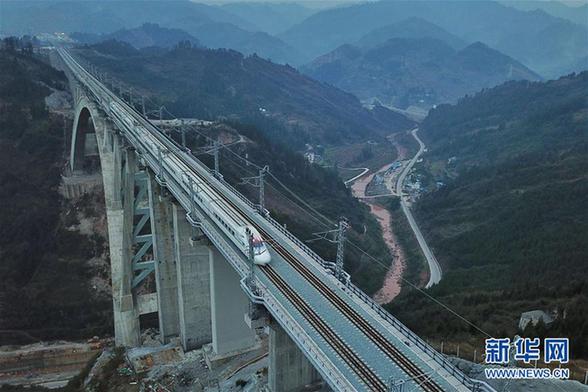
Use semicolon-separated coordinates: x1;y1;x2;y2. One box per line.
343;167;369;185
396;129;442;288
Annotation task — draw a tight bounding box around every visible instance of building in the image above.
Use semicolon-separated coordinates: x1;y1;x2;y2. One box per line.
518;310;554;331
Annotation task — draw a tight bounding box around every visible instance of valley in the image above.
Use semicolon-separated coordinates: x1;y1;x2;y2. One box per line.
350;162;408;304
1;0;587;389
303;38;541;110
389;72;588;372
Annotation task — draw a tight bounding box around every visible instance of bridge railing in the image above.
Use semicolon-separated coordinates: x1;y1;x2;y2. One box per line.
345;283;495;391
254;279;357;391
217;178;258;210
63;49;493;392
200;164;341;274
194;143;484;390
265;215;332;269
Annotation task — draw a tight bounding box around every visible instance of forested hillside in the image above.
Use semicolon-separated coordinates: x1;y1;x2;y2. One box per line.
389;72;588;358
304;38;540;109
74;41;412;148
280;0;588;77
0;0;306;64
159;117;393;295
220;2;317;35
355;17;466;50
71;23;202;49
0;48;111;344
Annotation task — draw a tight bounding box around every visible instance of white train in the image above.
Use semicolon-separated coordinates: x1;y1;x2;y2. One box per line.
108;101;271;265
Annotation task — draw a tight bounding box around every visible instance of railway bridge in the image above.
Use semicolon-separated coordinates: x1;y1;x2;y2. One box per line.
55;48;493;392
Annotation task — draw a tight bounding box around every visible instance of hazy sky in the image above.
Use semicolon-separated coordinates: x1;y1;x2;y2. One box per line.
200;0;362;8
199;0;587;7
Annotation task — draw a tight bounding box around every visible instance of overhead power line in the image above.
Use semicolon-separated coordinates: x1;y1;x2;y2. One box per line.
80;54;493;339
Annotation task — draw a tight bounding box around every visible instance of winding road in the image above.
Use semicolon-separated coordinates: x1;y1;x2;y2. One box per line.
396;129;442;288
343;167;370;185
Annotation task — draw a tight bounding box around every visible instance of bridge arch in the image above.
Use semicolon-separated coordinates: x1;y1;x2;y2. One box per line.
70;103;100;172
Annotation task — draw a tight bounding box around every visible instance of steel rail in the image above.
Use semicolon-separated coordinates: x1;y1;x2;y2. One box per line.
57;48;487;392
239;216;444;392
58;48;382;390
263;266;388;392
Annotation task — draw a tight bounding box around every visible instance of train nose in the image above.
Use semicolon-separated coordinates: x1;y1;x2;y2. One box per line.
254;252;271;265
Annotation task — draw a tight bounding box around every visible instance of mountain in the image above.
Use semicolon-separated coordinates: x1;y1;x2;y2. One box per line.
303;38;541;109
280;0;588;77
221;2;317;35
502;1;588;27
71;23;201;49
356;17;466;49
185;22;301;65
0;47;112;344
0;0;257;35
495;17;588;77
389;72;588;356
0;0;305;65
74;41;413;147
69;21;300;64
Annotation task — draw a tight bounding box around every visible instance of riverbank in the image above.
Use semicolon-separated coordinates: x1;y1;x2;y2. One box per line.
350;159;406;303
369;203;406;303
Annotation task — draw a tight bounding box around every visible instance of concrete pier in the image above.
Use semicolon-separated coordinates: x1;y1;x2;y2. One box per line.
209;248;256;357
268;320;322;392
172;204;212;351
101;127;140;346
148;174;180;343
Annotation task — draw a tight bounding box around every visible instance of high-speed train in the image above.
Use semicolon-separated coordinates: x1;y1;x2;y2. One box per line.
107;101;271;265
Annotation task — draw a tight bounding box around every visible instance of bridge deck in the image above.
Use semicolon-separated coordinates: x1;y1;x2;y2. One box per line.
254;222;468;391
57;47;477;392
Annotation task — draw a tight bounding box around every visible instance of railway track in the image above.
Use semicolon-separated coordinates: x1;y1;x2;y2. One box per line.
61;50;445;392
166;142;445;390
196;168;444;391
263;265;387;391
257;224;445;392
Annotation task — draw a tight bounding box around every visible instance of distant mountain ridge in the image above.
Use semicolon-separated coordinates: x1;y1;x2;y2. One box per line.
75;41;414;147
71;24;201;49
502;0;588;27
356;17;466;49
0;0;300;65
0;0;257;35
280;0;588;77
221;2;317;34
303;37;541;109
390;71;588;357
184;22;301;65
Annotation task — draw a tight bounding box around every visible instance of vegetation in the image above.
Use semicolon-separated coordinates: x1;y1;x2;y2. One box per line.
183;121;392;294
0;48;111;345
303;38;540;109
73;41;407;149
381;197;426;285
324;136;403;174
71;23;202;49
389;72;588;358
0;0;299;63
281;0;588;77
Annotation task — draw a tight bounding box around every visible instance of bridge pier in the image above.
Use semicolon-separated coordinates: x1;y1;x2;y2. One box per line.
172;204;212;351
148;174;181;343
268;320;323;392
208;248;257;361
105;132;141;347
66;77;256;354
